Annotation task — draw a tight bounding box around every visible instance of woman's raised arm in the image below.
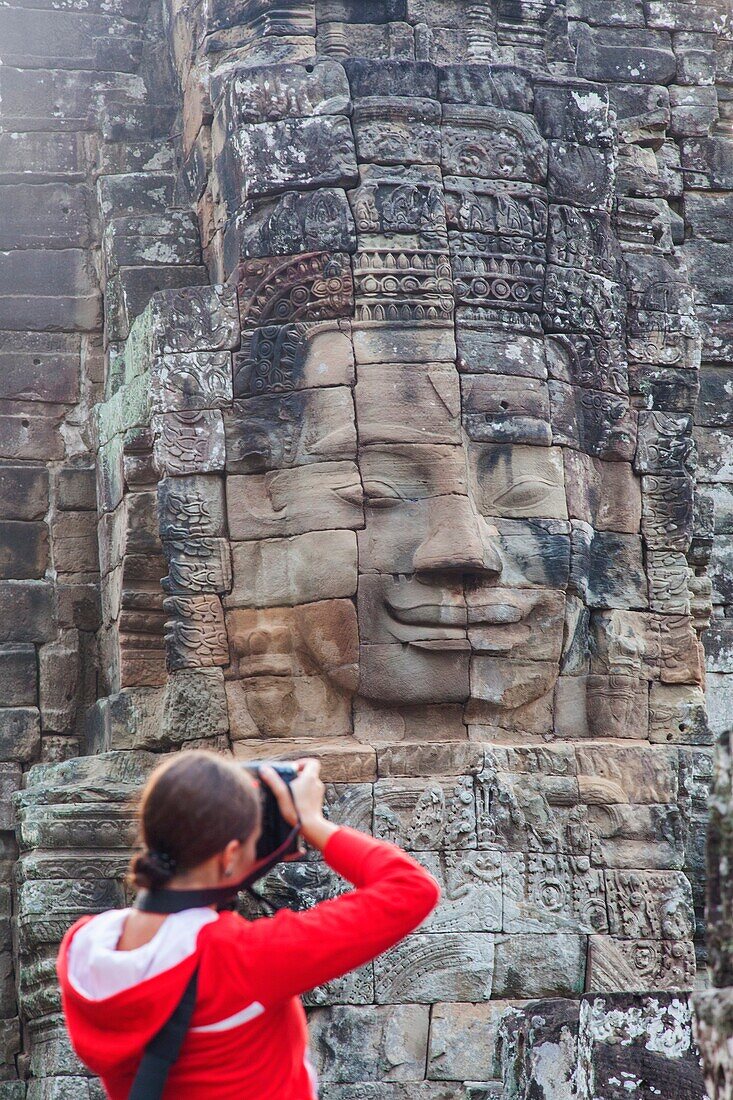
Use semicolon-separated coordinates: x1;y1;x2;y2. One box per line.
220;825;440;1005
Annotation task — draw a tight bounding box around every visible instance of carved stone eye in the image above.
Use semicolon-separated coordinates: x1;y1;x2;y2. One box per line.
332;482;365;508
493;476;556;513
362;480;402;508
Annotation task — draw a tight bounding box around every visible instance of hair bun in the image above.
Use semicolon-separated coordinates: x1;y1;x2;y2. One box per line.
130;849;177;891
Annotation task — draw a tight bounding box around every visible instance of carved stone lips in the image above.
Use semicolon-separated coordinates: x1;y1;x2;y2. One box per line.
383;598;468;649
387;599;526;627
385;596;528;653
468;601;532;655
386;601;467;627
238;653;292;677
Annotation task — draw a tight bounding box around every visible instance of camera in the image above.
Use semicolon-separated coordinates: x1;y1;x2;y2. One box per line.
242;761;301;861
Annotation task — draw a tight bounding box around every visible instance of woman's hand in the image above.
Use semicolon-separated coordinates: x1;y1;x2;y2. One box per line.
260;758;323;828
260;759;339;852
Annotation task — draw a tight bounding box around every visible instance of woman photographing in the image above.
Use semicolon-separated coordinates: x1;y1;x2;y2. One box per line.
56;750;440;1099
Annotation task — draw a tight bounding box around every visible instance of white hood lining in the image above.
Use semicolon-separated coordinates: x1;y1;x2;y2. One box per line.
66;907;219;1001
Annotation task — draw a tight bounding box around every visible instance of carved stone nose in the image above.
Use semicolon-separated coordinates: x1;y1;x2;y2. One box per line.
413;495;503;578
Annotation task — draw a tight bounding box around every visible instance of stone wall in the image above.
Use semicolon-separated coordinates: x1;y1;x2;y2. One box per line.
1;0;732;1096
0;0;186;1086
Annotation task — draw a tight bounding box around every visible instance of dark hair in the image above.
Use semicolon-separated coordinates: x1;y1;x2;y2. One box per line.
129;750;260;890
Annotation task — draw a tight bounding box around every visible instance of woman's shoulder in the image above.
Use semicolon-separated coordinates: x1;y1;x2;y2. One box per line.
197;909;283;956
198;909;254;942
60;909;128;957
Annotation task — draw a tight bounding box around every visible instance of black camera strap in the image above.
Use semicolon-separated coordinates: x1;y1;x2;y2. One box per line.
125;824;300;1099
127;781;301;1098
128;966;198;1100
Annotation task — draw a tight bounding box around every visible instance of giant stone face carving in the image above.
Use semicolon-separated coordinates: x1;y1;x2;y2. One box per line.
65;55;707;1040
158;57;703;1027
225;399;566;727
218;77;645;747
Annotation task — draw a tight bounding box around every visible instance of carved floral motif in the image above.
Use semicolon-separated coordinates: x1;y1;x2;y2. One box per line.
233;252;354;327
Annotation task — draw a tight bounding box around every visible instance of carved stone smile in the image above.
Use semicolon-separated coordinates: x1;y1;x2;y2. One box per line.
382;589;468;651
383;592;536;656
409;638;472;651
385;600;467;628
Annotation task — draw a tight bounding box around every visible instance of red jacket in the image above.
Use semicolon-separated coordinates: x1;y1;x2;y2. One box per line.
57;826;440;1099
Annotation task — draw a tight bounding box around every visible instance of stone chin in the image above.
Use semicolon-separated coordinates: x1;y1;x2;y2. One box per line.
355;646;560;712
356;582;566;713
467;655;560;712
